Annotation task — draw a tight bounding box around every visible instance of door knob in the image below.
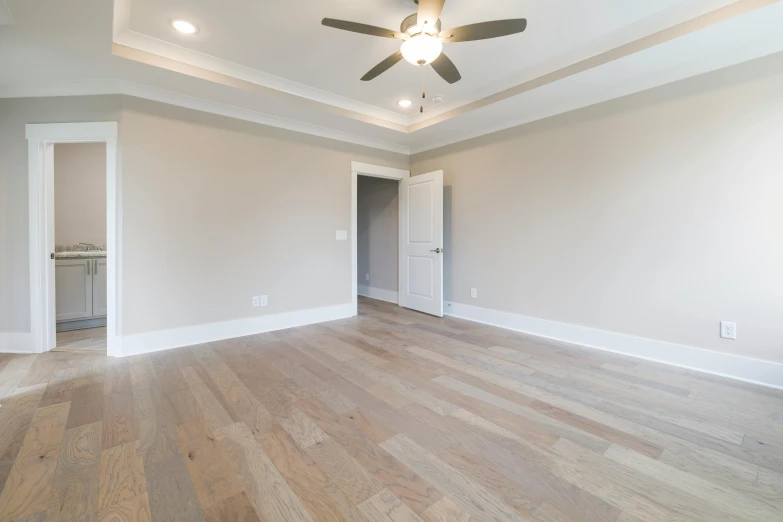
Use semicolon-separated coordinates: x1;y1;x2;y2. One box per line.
430;248;443;254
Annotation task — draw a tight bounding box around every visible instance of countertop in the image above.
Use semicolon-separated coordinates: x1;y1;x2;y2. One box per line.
55;251;106;259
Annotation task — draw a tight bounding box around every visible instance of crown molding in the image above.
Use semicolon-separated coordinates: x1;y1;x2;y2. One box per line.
0;79;412;154
407;0;779;133
409;22;783;154
112;0;406;128
111;0;772;133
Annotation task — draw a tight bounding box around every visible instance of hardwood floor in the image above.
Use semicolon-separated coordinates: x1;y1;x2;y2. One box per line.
1;296;782;521
55;327;107;352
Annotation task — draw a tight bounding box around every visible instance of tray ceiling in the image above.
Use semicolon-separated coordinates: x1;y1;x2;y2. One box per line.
2;0;783;153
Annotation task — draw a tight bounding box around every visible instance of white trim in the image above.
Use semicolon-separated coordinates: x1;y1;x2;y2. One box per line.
121;303;353;357
444;301;783;390
357;285;399;304
25;123;121;356
351;162;409;181
0;80;411;155
351;163;410;315
25;122;117;140
111;0;405;127
0;332;34;354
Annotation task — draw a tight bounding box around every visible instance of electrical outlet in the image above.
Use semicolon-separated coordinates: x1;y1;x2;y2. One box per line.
252;296;260;307
365;273;370;282
470;288;478;299
259;295;268;307
720;321;736;339
336;230;348;240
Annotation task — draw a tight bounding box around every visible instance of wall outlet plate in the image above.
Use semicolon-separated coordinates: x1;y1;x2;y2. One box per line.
336;230;348;240
365;273;370;281
470;288;478;299
259;295;268;307
720;321;737;340
252;296;260;307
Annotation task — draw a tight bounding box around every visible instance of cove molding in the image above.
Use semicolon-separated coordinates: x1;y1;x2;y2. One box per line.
120;303;353;357
357;285;399;305
444;301;783;390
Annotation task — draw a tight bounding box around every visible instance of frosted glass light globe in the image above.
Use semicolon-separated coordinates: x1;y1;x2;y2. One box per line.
400;34;443;65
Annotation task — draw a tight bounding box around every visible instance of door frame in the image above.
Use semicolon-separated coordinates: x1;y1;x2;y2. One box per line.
350;161;409;316
27;122;121;356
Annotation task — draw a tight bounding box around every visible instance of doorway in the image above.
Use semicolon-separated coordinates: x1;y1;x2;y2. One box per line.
52;142;108;352
350;162;444;317
357;175;400;305
27;122;120;356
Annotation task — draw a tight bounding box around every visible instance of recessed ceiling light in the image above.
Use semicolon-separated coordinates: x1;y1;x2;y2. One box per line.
397;99;412;108
171;20;197;34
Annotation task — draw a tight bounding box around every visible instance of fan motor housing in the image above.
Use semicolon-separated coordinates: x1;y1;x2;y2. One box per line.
401;13;441;36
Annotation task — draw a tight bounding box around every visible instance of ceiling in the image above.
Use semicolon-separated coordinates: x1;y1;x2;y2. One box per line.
1;0;783;153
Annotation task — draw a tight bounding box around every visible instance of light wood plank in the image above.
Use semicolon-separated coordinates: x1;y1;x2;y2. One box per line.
214;421;315;522
380;433;527;522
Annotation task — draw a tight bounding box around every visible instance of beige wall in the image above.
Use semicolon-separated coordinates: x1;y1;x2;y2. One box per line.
357;176;398;293
412;52;783;364
0;95;408;336
54;142;107;246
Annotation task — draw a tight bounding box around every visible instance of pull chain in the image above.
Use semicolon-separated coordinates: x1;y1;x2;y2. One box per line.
420;64;426;113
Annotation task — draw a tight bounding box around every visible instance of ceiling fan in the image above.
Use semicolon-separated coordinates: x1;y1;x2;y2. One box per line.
322;0;527;84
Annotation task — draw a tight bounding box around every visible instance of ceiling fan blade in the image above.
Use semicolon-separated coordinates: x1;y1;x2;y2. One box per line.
431;53;461;84
361;51;404;81
322;18;406;39
440;19;527;42
417;0;446;28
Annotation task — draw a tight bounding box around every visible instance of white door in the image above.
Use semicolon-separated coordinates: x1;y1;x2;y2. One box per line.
398;170;444;317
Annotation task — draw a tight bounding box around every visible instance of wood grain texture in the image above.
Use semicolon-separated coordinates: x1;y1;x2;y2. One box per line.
99;440;146;511
215;422;315;522
1;298;782;521
0;402;71;520
358;488;425;522
380;433;528;522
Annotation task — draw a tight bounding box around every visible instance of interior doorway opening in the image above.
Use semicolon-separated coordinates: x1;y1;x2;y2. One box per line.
350;161;444;318
357;175;400;305
52;142;108;352
27;122;120;356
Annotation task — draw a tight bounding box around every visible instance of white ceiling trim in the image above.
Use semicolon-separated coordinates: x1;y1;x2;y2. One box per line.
406;0;740;126
409;16;783;153
0;0;14;26
112;0;406;127
112;0;749;130
0;79;411;155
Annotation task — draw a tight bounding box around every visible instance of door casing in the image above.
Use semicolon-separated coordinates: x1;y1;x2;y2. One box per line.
350;162;409;316
26;122;121;356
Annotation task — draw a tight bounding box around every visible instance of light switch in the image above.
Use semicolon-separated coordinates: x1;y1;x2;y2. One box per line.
336;230;348;240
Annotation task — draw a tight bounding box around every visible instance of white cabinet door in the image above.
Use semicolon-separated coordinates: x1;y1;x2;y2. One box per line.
92;258;108;317
398;170;444;317
55;259;93;321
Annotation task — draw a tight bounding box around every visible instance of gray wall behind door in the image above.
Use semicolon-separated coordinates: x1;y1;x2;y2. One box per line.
357;176;398;293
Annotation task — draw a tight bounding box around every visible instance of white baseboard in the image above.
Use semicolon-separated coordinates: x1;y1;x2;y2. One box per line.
444;301;783;390
358;285;398;304
120;303;354;358
0;332;35;354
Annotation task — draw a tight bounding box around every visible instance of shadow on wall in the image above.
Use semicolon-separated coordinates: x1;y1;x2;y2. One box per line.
443;185;452;303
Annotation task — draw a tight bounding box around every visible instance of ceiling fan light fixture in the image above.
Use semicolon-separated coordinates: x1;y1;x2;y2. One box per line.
400;33;443;65
171;19;197;34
